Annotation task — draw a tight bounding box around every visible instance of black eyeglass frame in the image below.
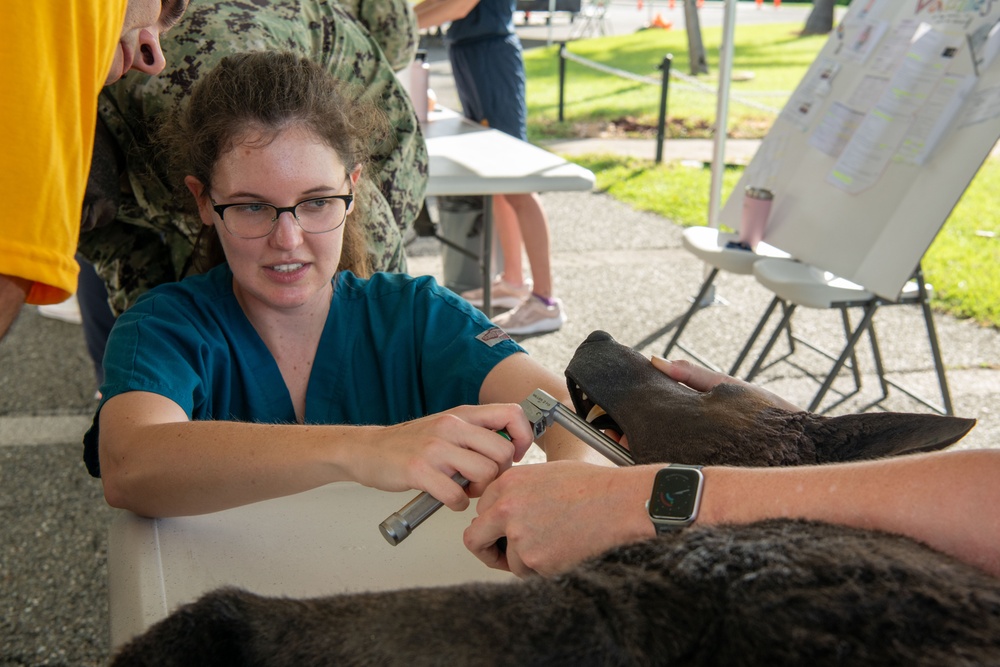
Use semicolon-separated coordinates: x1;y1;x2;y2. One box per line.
211;191;354;239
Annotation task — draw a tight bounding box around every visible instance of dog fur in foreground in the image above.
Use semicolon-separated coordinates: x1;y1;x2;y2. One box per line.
112;331;1000;666
113;519;1000;666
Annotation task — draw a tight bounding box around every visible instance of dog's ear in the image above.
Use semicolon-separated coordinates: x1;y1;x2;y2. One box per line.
805;413;976;463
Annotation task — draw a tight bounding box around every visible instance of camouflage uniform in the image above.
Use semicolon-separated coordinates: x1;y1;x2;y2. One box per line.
338;0;419;72
80;0;426;314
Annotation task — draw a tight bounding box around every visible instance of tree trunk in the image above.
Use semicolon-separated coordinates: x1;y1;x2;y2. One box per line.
683;0;709;75
802;0;836;36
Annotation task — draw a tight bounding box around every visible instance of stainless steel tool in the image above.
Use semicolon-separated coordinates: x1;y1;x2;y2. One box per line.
518;388;635;467
379;388;634;545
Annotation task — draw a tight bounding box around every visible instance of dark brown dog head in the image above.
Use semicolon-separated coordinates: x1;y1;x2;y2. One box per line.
565;330;975;467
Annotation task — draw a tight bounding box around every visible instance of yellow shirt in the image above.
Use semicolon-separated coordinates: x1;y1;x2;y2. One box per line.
0;1;127;304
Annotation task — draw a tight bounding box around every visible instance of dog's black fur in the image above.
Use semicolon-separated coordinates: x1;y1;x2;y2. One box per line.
111;331;1000;666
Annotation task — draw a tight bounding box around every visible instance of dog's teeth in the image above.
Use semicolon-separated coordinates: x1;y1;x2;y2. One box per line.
586;405;606;423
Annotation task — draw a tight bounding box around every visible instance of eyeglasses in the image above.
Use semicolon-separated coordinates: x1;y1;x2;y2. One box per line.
211;191;354;239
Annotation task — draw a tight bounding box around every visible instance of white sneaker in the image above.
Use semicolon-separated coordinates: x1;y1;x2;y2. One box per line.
492;295;566;335
37;294;82;325
460;277;533;310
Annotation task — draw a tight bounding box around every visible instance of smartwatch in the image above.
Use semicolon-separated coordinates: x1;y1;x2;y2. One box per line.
646;464;704;534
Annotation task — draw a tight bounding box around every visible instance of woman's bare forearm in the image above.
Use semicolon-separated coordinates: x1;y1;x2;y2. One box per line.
414;0;480;29
100;414;368;517
0;273;31;341
702;449;1000;576
98;392;531;518
469;450;1000;578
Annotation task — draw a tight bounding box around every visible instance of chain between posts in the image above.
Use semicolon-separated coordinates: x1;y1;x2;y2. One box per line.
556;43;673;163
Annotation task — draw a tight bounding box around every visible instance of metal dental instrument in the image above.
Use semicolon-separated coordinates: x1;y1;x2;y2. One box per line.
379;389;634;546
379;472;470;546
518;389;635;468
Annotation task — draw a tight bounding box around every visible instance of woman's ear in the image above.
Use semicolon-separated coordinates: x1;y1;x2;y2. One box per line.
346;165;362;213
184;176;216;227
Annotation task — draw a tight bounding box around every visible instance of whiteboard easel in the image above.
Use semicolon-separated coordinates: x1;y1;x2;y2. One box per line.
719;0;1000;299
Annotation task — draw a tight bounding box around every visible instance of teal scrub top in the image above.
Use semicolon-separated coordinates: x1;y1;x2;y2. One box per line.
84;265;524;476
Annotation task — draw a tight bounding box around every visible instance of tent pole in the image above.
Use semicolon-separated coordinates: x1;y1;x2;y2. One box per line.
708;0;738;228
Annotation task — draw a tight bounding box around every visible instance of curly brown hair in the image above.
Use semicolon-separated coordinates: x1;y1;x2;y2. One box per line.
161;51;392;277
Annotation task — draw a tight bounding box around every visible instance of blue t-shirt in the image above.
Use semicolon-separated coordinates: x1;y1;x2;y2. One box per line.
445;0;516;44
83;265;524;476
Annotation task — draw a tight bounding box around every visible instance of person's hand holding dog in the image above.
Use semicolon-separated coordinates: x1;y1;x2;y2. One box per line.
465;460;658;577
652;356;803;413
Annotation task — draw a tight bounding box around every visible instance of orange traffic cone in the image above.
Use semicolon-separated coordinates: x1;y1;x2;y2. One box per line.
637;0;643;9
650;12;672;28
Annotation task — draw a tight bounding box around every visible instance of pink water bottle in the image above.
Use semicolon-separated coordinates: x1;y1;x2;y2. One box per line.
409;51;429;123
740;186;773;250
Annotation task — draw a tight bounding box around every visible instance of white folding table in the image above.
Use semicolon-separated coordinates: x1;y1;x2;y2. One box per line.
107;483;514;651
423;108;595;309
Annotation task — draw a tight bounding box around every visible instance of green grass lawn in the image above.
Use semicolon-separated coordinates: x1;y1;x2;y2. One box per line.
523;23;826;140
523;25;1000;329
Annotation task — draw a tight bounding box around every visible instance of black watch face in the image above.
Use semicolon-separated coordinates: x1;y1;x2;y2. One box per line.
649;469;699;520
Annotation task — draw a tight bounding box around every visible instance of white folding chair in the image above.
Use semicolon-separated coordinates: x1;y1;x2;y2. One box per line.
743;258;953;415
663;226;791;376
569;0;612;39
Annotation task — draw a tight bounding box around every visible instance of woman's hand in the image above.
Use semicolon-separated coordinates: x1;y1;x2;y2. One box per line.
346;403;535;511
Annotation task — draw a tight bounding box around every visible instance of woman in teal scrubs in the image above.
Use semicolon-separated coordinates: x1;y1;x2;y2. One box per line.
85;52;594;518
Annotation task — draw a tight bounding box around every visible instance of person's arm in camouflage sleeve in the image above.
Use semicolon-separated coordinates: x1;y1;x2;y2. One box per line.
336;0;419;72
327;9;429;264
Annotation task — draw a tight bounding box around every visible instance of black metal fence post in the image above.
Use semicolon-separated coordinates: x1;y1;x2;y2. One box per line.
558;42;567;123
655;53;673;165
